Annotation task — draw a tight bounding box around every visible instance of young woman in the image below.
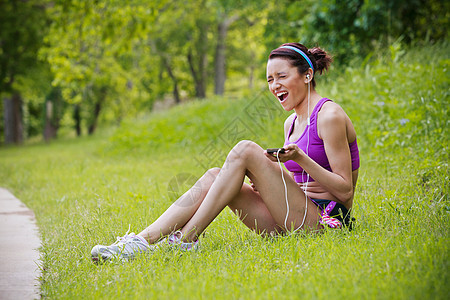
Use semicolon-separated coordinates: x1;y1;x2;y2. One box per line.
91;42;360;262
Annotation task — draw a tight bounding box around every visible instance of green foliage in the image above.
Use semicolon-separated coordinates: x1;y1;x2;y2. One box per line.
3;0;448;142
106;93;289;160
0;0;49;92
0;44;448;298
13;62;54;138
108;42;449;168
333;41;449;165
40;1;163;130
0;0;50;142
265;0;449;63
108;98;238;152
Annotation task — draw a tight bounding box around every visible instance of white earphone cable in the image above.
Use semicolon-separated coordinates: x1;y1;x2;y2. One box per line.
278;76;311;233
276;149;290;230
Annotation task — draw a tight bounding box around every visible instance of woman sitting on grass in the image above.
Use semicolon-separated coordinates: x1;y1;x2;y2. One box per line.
91;42;360;262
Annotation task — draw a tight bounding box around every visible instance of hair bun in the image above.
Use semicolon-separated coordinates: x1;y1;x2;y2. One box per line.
309;47;332;75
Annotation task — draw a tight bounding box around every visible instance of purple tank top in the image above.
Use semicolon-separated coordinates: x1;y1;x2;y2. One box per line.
284;98;360;183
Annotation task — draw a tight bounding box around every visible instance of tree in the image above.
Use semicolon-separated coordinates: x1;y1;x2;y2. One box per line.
213;1;240;96
12;62;58;141
145;2;191;104
266;0;449;64
0;0;49;144
185;0;214;99
42;0;164;135
145;0;217;100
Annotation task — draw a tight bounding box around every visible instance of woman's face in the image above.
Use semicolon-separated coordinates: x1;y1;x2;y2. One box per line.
266;58;307;111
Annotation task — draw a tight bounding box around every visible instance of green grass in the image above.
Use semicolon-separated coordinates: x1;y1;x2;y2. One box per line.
0;42;448;299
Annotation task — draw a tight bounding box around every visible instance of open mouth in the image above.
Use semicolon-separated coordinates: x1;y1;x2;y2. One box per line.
277;91;288;102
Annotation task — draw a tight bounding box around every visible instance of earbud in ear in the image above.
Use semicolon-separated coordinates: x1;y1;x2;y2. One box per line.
306;74;310;79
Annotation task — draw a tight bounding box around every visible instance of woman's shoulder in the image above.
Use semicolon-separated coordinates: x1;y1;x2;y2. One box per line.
319;100;348;122
284;113;296;125
318;100;356;141
283;113;296;136
284;113;296;129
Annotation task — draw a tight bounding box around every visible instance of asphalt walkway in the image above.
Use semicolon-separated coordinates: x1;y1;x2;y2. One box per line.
0;188;41;299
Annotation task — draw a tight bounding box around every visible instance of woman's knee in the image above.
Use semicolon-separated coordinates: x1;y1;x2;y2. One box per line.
206;167;221;178
193;168;220;196
230;140;261;161
200;167;220;185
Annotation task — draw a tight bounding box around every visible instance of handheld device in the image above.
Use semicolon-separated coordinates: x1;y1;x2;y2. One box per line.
267;148;285;155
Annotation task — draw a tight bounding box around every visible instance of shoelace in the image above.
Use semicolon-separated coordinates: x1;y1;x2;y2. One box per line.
167;231;198;251
113;225;134;245
168;230;183;244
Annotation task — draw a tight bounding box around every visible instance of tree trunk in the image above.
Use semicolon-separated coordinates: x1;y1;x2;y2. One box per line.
73;104;81;137
3;93;23;144
88;87;106;135
147;39;181;104
214;15;238;96
44;100;58;142
214;22;227;95
88;100;102;135
186;17;209;99
198;31;207;99
187;50;207;99
162;57;181;104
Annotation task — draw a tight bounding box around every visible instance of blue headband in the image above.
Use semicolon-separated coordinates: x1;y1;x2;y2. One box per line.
280;46;314;72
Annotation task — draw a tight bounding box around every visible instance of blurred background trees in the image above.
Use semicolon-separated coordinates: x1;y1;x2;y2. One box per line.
0;0;49;143
0;0;448;144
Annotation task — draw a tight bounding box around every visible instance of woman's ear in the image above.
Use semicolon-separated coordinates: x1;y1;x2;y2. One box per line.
305;68;313;83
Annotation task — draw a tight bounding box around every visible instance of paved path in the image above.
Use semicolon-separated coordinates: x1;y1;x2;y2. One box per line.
0;188;41;300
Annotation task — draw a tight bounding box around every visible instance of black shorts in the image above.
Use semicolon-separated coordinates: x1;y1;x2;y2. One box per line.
311;199;354;229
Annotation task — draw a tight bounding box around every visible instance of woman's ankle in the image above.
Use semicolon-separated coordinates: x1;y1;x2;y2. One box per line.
138;230;160;244
180;228;200;243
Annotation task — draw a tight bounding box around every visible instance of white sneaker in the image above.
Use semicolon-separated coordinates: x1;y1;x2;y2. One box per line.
164;230;199;251
91;231;150;262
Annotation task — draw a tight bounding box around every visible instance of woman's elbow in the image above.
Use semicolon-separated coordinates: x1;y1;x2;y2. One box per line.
337;186;354;204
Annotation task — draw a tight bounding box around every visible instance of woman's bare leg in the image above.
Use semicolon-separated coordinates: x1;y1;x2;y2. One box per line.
181;141;320;242
138;168;220;244
138;166;280;243
227;183;282;235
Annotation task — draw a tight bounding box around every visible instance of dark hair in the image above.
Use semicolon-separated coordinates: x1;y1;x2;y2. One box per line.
269;42;332;87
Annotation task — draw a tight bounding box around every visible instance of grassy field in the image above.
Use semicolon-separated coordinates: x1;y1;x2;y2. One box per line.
0;43;448;299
